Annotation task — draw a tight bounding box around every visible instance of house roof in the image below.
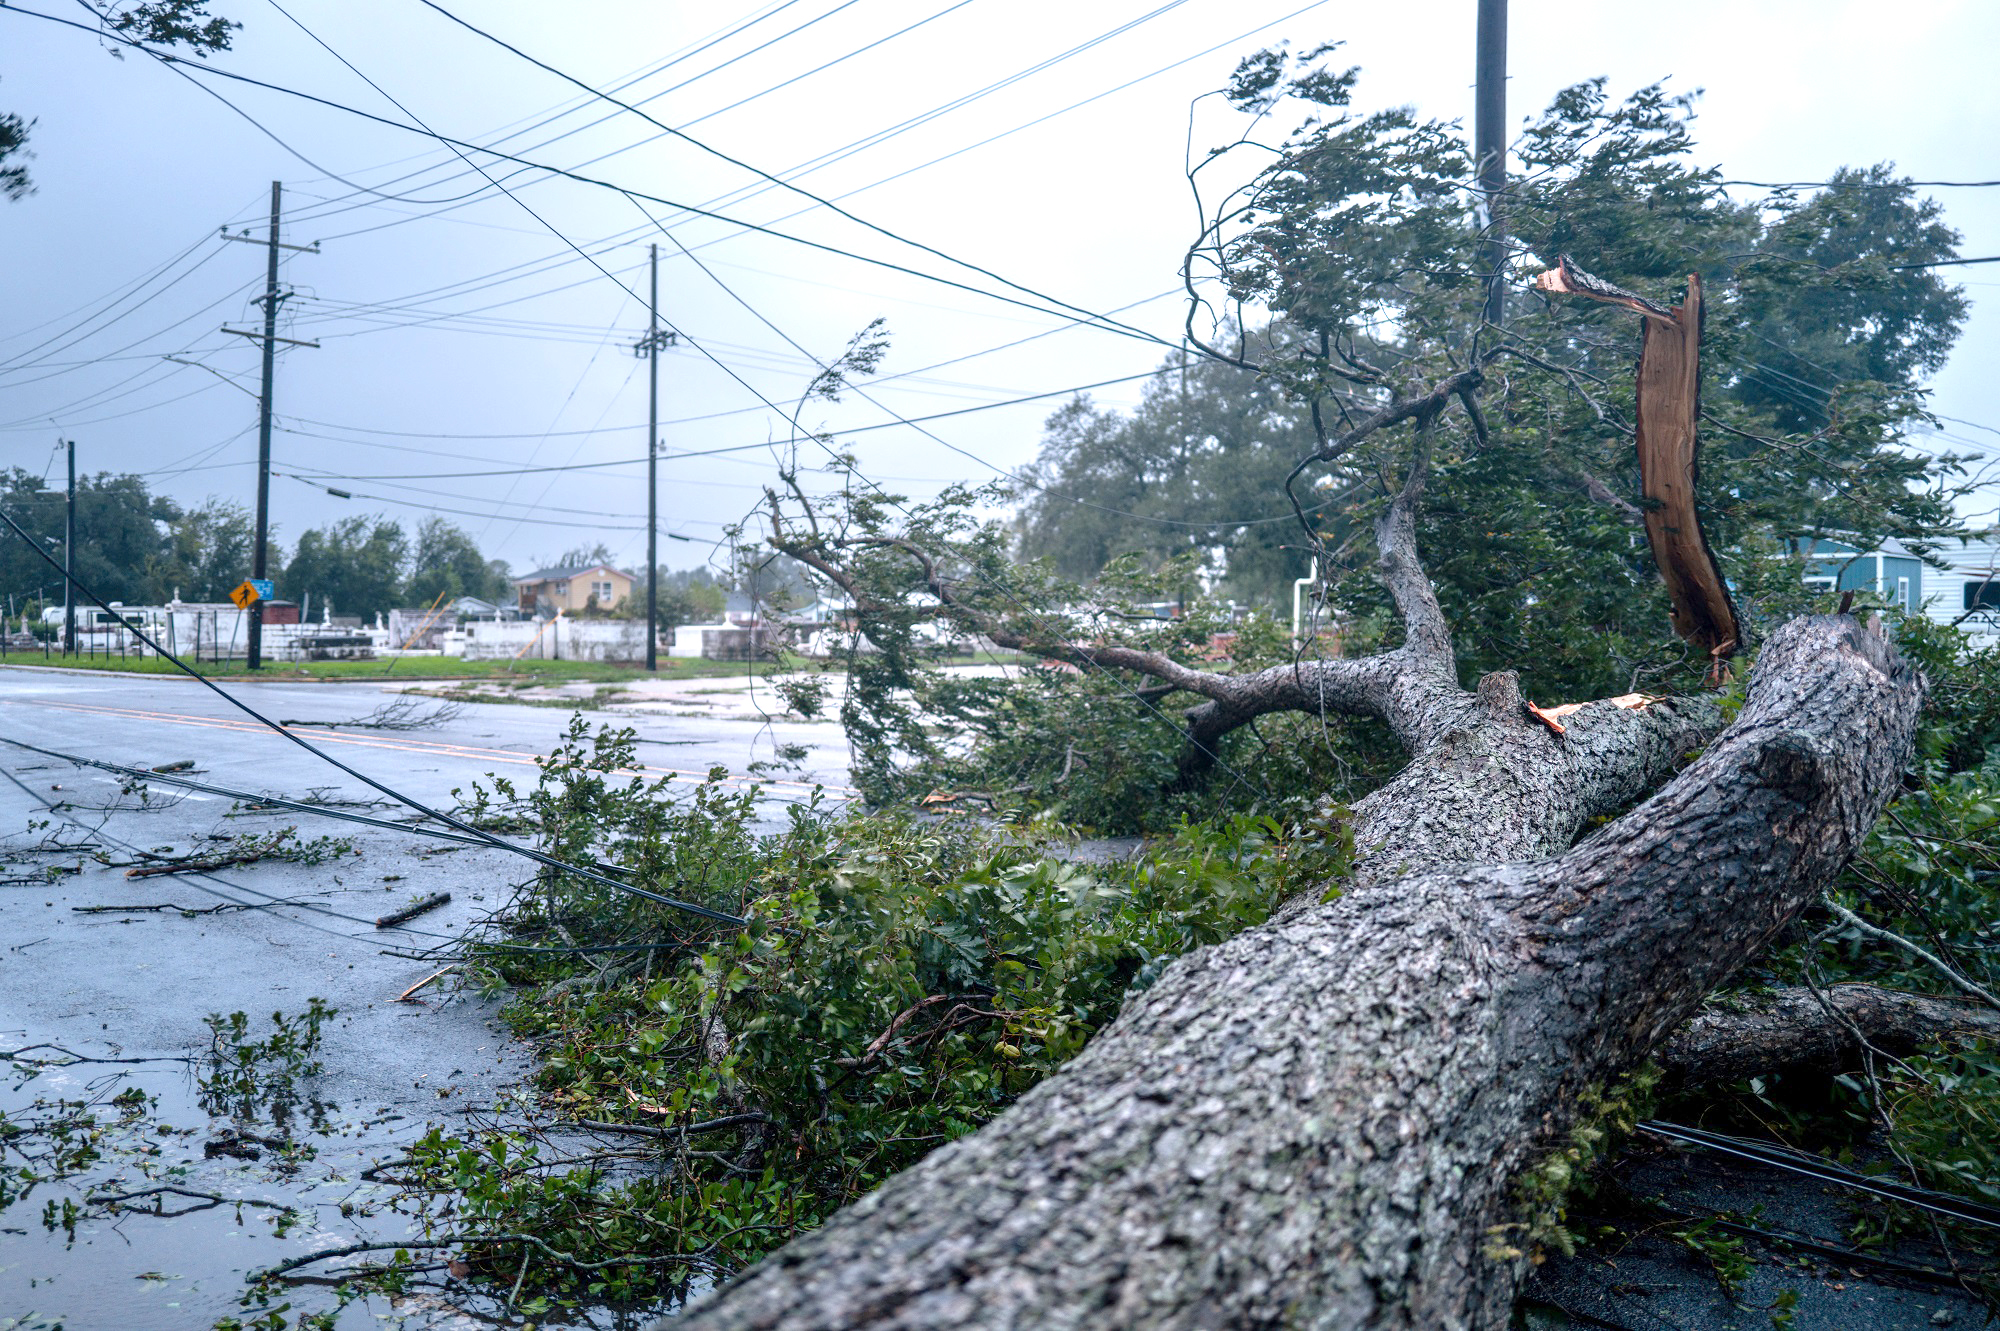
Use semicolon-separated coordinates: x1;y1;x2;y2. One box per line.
512;564;630;585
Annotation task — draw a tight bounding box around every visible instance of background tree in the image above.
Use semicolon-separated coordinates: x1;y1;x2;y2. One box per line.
541;541;616;570
0;465;178;606
282;515;407;622
149;496;254;602
2;2;237;201
405;516;508;607
1731;163;1969;431
619;565;728;626
1015;339;1324;603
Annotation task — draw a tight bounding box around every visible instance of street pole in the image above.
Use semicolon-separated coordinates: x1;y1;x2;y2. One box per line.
647;243;660;672
1475;0;1508;330
63;438;75;656
631;249;675;671
217;183;318;670
249;180;282;670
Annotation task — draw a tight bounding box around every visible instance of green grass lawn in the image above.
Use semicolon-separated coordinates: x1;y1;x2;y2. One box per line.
0;650;797;685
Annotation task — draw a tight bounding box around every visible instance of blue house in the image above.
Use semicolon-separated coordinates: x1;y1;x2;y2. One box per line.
1795;533;2000;645
1795;537;1926;614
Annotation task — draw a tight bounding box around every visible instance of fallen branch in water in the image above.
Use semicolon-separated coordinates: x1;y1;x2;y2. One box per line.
397;965;457;1000
279;698;466;732
0;1042;195;1066
253;1232;730;1281
569;1113;773;1140
87;1184;295;1214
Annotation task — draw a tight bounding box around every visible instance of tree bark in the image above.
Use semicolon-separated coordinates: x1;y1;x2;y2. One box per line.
678;613;1922;1331
1660;982;2000;1086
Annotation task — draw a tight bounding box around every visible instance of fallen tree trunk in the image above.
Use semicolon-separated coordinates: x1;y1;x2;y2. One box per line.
679;613;1922;1330
1660;982;2000;1086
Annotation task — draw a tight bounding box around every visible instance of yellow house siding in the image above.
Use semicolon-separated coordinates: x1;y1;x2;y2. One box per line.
514;565;635;614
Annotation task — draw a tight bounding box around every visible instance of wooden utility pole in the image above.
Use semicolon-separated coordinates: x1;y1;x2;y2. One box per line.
220;182;318;669
633;246;677;671
63;438;75;656
249;182;281;670
648;244;660;671
1475;0;1508;328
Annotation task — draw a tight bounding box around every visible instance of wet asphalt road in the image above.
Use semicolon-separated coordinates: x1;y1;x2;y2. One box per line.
0;664;849;1330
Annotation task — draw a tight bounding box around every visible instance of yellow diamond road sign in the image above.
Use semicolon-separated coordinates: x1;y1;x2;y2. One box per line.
229;580;262;609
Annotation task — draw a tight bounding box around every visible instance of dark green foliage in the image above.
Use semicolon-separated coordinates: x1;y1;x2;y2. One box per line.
1734;165;1968;431
1014;341;1324;601
94;0;237;53
0;99;32;202
0;469;511;621
154;496;254;602
401;717;1346;1305
404;516;509;607
283;516;408;622
0;465;179;607
617;565;727;626
1008;67;1968;725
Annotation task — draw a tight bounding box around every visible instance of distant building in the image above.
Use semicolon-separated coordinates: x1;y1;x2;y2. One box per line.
511;564;634;617
1797;537;1928;614
1798;533;2000;645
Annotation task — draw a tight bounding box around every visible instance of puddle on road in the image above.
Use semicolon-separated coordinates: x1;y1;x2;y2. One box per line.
0;1024;686;1331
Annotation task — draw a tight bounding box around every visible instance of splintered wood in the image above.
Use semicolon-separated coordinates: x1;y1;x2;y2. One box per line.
1534;254;1743;679
1526;692;1663;736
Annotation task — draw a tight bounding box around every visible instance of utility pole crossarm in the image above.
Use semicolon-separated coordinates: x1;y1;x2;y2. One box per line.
222;326;321;349
220;228;321;255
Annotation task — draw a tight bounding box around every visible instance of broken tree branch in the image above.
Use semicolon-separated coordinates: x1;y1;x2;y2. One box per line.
1534;255;1743;670
1661;983;2000;1085
676;614;1921;1330
376;891;452;930
125;829;293;878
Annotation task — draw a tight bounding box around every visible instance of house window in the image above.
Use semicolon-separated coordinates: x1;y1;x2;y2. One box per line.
555;582;568;596
1965;579;2000;612
1803;575;1836;595
592;580;614;602
1896;576;1910;611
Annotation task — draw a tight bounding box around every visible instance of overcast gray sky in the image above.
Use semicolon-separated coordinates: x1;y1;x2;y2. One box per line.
4;0;1996;582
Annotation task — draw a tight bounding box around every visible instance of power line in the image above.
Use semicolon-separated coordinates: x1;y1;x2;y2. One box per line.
6;4;1180;348
414;0;1181;349
1721;178;2000;189
250;2;1269;798
0;501;747;926
269;0;823;221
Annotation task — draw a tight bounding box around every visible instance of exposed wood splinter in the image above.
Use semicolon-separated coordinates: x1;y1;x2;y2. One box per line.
1525;692;1663;735
1535;254;1743;674
396;965;457;1001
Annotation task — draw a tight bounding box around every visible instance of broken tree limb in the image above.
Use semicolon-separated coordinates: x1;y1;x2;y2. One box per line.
675;613;1920;1331
1660;983;2000;1086
397;965;457;1001
125;830;293;878
1535;255;1743;669
1532;252;1676;321
376;891;451;929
